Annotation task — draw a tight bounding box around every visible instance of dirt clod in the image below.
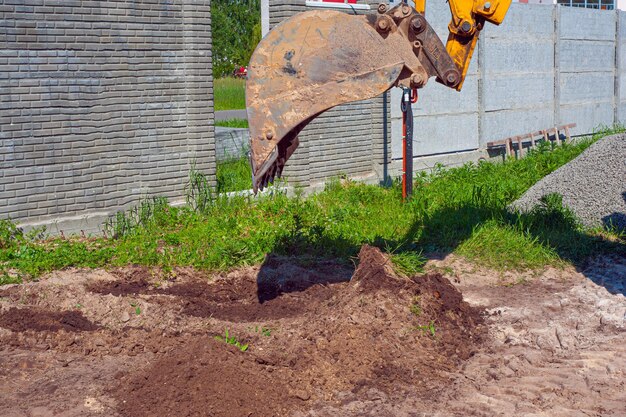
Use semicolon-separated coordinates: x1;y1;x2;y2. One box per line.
0;307;99;332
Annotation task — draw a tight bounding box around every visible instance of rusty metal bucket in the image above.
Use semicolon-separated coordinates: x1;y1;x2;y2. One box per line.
246;6;456;192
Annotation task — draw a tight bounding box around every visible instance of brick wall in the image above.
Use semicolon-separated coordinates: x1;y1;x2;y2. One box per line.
268;0;391;189
0;0;214;234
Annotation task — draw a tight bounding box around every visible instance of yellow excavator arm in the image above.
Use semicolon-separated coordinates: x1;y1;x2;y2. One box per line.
246;0;511;192
445;0;511;89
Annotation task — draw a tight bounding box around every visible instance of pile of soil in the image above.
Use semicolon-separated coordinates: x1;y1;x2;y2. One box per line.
114;245;484;416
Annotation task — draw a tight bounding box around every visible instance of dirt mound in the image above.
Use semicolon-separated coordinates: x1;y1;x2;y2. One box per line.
13;248;625;416
0;307;98;332
352;245;483;359
351;244;401;287
110;246;485;416
0;247;487;417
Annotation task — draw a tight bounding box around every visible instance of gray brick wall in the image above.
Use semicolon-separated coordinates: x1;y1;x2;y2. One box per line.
0;0;215;234
268;0;391;188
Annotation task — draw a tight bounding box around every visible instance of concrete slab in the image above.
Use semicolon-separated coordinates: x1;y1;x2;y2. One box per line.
215;109;247;121
215;127;250;161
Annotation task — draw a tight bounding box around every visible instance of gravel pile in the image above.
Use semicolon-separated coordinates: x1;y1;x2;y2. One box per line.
510;133;626;230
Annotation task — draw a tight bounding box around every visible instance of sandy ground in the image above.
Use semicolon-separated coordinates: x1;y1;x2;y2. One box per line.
0;247;624;417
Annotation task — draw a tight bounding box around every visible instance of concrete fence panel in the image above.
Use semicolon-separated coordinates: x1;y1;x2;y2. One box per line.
480;4;555;143
390;0;480;159
618;11;626;122
558;7;616;134
264;1;624;182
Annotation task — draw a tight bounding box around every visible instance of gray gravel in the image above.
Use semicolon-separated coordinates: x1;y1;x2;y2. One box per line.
510;133;626;231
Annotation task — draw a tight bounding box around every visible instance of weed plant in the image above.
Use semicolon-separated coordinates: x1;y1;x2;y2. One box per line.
414;320;436;337
215;329;249;352
0;126;624;284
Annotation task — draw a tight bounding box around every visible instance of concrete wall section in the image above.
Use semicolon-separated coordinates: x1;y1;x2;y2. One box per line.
0;1;215;233
558;7;616;134
216;128;249;161
480;3;555;143
389;3;625;173
618;11;626;122
390;0;480;159
267;2;624;184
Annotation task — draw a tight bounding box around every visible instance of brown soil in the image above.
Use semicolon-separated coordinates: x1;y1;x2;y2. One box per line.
117;337;300;417
1;247;625;417
0;307;99;333
112;246;484;417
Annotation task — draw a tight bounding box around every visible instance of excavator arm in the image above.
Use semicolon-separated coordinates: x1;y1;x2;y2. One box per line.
246;0;511;192
445;0;511;89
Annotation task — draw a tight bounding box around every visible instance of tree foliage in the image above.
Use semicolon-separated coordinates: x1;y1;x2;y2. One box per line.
213;0;261;77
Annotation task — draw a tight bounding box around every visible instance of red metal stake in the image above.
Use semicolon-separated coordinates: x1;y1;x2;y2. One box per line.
402;88;418;201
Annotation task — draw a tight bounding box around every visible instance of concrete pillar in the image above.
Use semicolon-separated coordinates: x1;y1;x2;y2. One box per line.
261;0;270;36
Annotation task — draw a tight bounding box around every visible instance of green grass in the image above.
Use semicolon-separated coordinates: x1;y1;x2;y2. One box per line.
1;126;624;285
414;320;436;337
457;219;561;270
214;77;246;111
216;155;252;193
215;118;249;128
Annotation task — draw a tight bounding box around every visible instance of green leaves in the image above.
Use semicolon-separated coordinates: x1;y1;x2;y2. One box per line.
215;328;249;352
216;153;252;193
0;219;23;250
414;320;436;337
130;302;141;315
212;0;261;77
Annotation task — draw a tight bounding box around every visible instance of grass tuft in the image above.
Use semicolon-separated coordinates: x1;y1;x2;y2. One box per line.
216;155;252;193
186;161;214;213
457;219;562;270
390;251;426;277
0;219;23;250
215;328;249;352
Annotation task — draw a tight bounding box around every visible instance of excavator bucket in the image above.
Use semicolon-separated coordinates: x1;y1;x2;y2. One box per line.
246;5;461;192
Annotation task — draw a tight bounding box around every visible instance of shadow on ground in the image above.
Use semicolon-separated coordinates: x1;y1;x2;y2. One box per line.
256;253;353;303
